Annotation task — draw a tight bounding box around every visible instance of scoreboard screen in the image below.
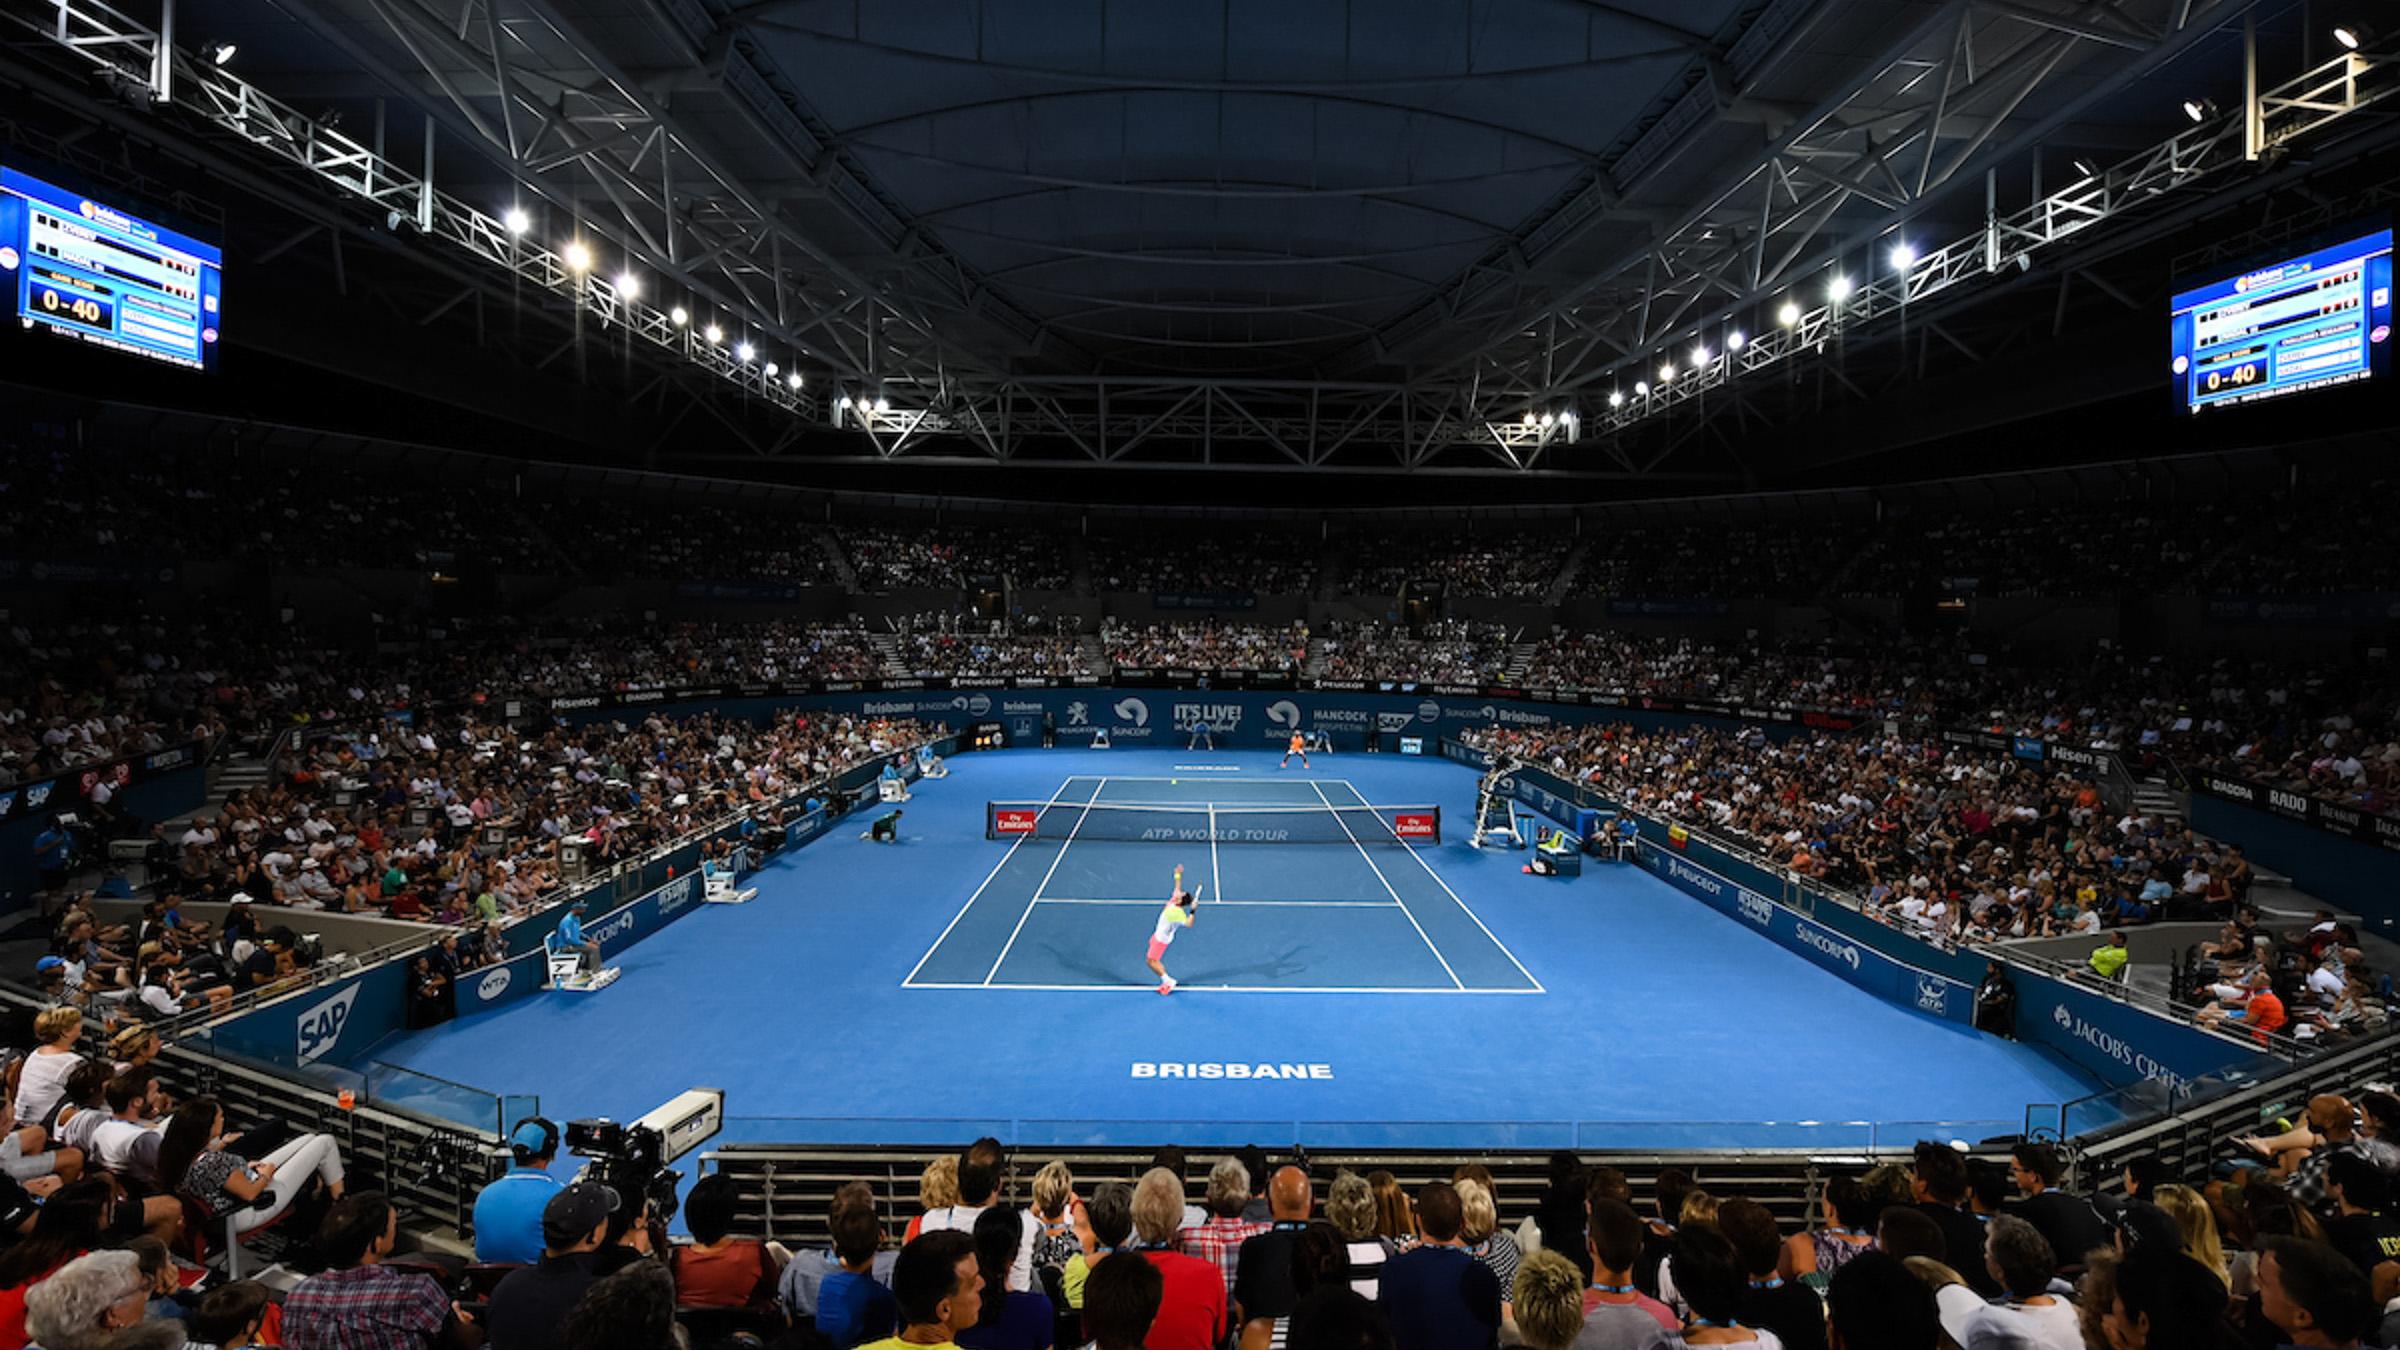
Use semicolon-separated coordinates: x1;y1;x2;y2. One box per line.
2171;227;2391;414
0;166;221;372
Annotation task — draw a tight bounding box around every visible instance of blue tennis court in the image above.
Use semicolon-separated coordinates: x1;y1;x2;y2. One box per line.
905;776;1541;993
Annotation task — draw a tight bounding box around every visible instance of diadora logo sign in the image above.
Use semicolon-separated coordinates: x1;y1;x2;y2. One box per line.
2049;1004;2192;1096
1793;922;1862;969
1737;892;1775;927
657;874;699;918
1915;974;1950;1014
295;984;362;1067
1266;700;1302;730
476;968;512;1002
1113;698;1150;727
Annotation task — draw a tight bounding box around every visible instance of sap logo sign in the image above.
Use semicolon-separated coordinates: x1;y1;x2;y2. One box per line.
1265;700;1302;730
1113;698;1150;727
476;968;512;1002
1915;974;1950;1015
657;874;700;918
1377;712;1414;732
295;984;363;1067
1737;892;1775;927
1793;922;1862;970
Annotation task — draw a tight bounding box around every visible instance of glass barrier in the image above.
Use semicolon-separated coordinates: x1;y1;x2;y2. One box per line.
361;1061;515;1136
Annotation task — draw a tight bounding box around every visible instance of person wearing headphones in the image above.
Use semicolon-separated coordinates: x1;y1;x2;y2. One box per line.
473;1117;565;1263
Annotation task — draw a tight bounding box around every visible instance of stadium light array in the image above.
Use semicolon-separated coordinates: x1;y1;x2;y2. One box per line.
1657;361;1675;382
1608;390;1625;407
562;240;592;273
786;372;804;391
1890;241;1917;270
764;362;779;377
1690;342;1709;365
1777;301;1801;327
1633;380;1650;396
669;306;688;327
1726;330;1745;351
502;207;531;236
873;397;891;414
735;341;756;362
614;272;639;299
1828;273;1853;302
703;323;723;344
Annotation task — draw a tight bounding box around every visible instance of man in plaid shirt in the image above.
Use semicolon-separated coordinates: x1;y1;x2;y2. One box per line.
1175;1157;1267;1298
284;1192;465;1350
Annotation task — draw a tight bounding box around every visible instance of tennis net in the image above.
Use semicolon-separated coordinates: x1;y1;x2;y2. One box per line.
985;800;1441;845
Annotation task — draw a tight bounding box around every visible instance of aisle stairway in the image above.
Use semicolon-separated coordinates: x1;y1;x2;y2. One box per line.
869;631;907;677
817;530;862;590
1545;540;1588;605
1502;641;1538;685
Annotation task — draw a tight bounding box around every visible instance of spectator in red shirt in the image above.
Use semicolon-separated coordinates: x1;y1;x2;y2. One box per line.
1131;1169;1227;1350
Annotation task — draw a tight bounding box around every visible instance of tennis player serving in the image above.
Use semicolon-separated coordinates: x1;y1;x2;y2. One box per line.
1147;864;1200;995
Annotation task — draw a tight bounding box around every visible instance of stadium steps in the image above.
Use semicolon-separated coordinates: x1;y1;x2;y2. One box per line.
1545;540;1588;605
1080;634;1107;672
1503;641;1538;684
869;632;907;678
817;530;862;590
2131;778;2187;828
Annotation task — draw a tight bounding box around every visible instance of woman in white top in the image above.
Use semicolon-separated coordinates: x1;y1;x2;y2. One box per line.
5;1007;90;1187
1929;1216;2079;1350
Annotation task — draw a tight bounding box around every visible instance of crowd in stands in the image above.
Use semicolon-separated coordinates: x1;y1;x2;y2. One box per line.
1343;533;1570;599
1103;623;1308;673
1087;532;1315;596
1572;521;1854;602
183;1124;2400;1350
889;620;1092;679
841;527;1070;592
1315;623;1513;684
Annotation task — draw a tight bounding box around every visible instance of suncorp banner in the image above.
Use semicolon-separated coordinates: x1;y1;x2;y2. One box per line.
1639;844;1975;1027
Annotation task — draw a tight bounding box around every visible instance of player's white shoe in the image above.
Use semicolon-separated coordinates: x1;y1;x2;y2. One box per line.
1158;976;1177;996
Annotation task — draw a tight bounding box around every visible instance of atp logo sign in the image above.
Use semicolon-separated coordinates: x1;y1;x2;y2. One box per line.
1915;974;1951;1015
1736;892;1775;927
295;984;362;1068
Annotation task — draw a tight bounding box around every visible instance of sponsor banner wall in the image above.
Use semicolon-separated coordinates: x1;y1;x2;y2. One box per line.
2188;787;2400;928
2009;969;2268;1098
1634;837;1978;1027
0;746;207;914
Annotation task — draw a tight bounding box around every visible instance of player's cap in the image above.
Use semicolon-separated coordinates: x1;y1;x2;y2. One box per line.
541;1181;619;1247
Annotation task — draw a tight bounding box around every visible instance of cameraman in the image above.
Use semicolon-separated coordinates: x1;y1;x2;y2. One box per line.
473;1120;566;1264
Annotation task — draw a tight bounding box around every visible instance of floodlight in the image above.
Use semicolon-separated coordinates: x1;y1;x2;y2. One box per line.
1633;381;1649;396
1539;411;1555;427
1889;241;1916;270
1657;361;1675;382
786;372;803;390
1690;343;1708;365
669;306;688;327
1608;390;1625;408
703;323;723;344
2335;25;2366;49
764;362;779;377
614;272;638;298
502;207;531;236
1778;301;1801;326
207;42;237;66
735;341;756;362
563;240;592;273
1828;274;1853;302
2182;97;2214;123
873;397;890;414
1726;331;1745;350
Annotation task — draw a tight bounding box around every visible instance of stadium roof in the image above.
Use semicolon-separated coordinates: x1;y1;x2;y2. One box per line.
6;0;2389;485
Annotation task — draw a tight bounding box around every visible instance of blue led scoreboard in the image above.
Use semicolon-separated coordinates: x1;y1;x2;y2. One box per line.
2171;227;2391;414
0;166;222;372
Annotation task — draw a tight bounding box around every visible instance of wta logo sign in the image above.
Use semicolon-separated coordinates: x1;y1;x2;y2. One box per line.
476;968;512;1002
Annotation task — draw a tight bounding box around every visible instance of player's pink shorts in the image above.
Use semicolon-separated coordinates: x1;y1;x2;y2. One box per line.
1147;938;1170;962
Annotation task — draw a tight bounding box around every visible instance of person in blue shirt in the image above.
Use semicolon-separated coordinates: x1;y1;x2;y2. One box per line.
474;1118;566;1263
556;901;600;975
33;820;73;904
